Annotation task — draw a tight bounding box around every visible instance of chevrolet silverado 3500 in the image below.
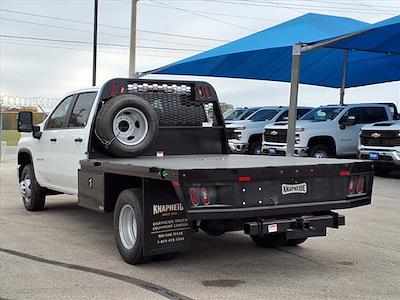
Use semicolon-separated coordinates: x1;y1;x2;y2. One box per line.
17;78;374;264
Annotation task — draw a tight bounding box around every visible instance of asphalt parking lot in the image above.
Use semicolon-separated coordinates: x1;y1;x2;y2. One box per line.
1;147;399;300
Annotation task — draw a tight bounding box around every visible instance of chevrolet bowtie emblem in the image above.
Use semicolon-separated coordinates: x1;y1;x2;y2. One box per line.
371;132;381;139
271;131;278;136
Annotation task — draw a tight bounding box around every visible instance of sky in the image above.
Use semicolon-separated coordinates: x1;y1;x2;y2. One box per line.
1;0;399;109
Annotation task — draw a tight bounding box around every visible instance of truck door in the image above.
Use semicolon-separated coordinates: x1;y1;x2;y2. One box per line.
58;92;97;193
338;107;389;155
34;92;96;194
34;95;75;190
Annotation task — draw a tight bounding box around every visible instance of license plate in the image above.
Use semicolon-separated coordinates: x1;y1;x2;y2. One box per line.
282;183;307;195
369;152;379;160
268;148;277;155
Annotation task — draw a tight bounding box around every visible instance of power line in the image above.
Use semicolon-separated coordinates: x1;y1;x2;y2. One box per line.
1;17;212;48
148;0;254;31
0;34;204;52
1;41;185;58
0;8;229;42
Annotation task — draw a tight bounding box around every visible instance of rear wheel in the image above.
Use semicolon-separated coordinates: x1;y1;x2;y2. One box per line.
309;144;332;158
113;188;152;264
250;233;307;248
19;164;46;211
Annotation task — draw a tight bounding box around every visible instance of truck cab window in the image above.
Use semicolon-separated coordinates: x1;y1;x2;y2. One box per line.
362;107;388;123
46;95;74;129
68;92;97;127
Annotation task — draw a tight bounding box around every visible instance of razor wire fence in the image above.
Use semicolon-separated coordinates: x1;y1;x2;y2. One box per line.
0;95;60;130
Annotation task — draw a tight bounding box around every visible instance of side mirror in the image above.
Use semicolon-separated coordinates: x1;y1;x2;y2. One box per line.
339;115;356;129
17;112;33;132
32;125;42;139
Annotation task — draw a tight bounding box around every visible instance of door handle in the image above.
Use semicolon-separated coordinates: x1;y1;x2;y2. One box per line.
50;138;57;142
74;138;83;142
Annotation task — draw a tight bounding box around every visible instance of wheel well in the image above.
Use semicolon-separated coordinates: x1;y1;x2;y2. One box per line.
248;134;262;145
307;136;336;156
104;173;142;212
17;151;32;180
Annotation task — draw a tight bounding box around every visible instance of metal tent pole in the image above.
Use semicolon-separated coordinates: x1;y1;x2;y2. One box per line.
129;0;138;78
339;50;348;105
286;44;302;157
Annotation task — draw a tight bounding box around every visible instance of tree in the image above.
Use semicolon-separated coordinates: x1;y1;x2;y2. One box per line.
219;102;234;113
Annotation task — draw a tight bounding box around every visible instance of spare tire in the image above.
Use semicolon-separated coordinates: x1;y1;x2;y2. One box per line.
95;95;158;157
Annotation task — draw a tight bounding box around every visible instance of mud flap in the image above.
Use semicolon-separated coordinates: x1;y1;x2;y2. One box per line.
143;179;192;256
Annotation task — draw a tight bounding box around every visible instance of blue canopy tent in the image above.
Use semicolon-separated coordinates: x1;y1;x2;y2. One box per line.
141;13;400;156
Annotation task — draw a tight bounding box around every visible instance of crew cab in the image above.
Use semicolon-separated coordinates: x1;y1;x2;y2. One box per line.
17;79;374;265
358;120;400;173
227;106;312;154
262;104;393;158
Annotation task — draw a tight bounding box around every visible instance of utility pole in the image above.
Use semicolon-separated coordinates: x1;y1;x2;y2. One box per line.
92;0;98;86
129;0;138;78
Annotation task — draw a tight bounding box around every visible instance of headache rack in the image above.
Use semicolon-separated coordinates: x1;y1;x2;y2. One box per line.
88;78;228;158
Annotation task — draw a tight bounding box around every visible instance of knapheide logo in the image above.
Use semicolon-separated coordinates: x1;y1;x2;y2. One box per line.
153;203;184;215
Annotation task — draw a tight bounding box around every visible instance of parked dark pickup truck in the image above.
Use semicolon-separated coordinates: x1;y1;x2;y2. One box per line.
17;78;374;264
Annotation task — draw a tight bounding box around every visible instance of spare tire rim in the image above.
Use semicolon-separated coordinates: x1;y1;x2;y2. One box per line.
113;107;149;146
19;174;32;203
119;204;138;249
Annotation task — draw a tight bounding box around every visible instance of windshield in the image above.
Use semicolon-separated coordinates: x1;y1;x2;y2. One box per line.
301;107;344;121
240;108;260;120
224;109;246;121
248;109;280;122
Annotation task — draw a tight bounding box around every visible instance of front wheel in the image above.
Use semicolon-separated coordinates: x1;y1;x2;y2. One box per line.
309;144;332;158
248;141;262;155
113;188;151;264
19;164;46;211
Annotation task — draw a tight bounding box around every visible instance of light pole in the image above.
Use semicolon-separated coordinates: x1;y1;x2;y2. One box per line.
92;0;98;86
129;0;138;78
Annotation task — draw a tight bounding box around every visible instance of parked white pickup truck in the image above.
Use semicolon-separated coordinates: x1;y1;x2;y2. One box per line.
358;120;400;172
15;78;375;264
262;104;393;158
227;106;312;154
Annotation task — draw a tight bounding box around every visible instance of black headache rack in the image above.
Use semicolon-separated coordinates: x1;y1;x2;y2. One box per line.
88;78;228;158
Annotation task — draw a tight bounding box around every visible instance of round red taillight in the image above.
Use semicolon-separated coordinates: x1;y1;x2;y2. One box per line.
356;176;365;194
189;187;199;206
348;177;356;194
200;187;209;205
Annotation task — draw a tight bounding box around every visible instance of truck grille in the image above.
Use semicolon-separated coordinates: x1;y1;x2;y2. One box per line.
264;129;287;143
360;130;400;147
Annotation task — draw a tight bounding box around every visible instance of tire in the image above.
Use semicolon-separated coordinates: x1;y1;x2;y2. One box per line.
95;95;158;158
310;144;332;158
113;188;152;265
248;141;262;155
19;164;46;211
374;166;392;177
250;234;307;248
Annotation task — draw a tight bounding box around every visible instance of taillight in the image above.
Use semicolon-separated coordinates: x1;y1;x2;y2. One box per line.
348;175;367;196
356;176;365;194
203;85;212;98
197;86;204;98
348;177;356;194
189;187;199;206
200;187;209;205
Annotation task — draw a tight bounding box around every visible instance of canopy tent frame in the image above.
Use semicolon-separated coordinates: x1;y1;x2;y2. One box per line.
285;28;399;157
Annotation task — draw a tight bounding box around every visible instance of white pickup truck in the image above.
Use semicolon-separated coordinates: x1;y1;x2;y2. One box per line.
227;106;312;154
358;120;400;173
262;104;393;158
16;78;375;264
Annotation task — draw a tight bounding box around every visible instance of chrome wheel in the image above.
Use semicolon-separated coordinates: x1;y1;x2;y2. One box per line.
118;204;138;250
314;150;328;158
19;175;32;203
112;107;149;146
